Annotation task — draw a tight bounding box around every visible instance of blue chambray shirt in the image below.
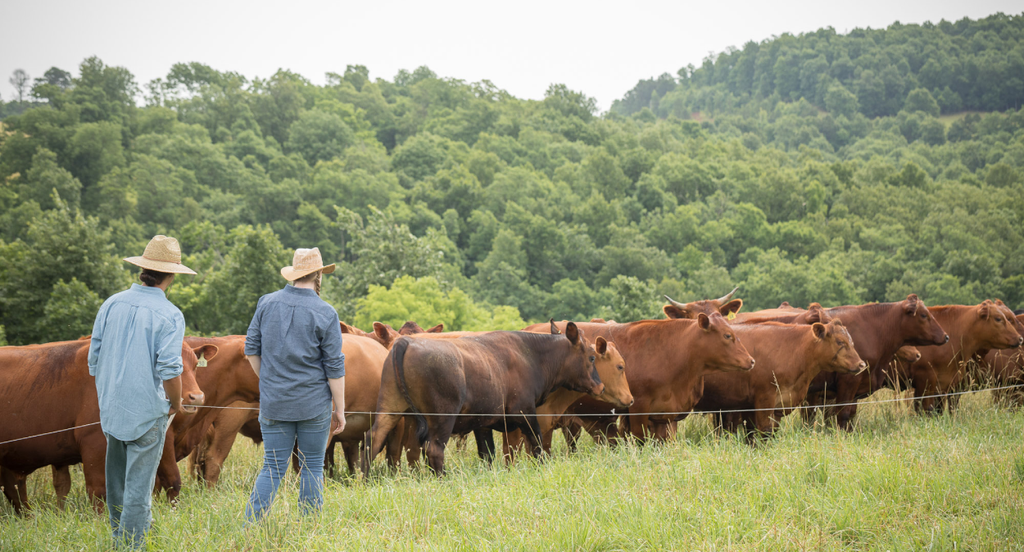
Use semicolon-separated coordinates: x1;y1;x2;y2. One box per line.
245;285;345;421
88;284;185;441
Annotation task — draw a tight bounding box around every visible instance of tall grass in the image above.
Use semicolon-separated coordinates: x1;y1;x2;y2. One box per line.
2;392;1022;551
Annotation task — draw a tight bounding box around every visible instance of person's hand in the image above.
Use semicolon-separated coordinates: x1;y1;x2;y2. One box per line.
168;399;181;417
331;408;346;436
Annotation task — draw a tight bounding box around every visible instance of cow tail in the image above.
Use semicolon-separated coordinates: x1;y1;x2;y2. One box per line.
392;338;429;446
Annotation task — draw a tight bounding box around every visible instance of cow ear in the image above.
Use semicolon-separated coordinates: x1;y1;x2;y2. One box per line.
372;322;395;345
905;294;919;314
806;305;823;324
426;323;444;333
812;323;827;340
595;336;608;355
663;305;688;319
564;322;581;344
978;301;991;319
697;313;711;331
549;319;561;335
720;299;743;317
779;301;791;308
192;344;219;366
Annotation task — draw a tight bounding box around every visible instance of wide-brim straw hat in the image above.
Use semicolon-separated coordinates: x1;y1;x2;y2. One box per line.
124;235;197;275
281;247;336;281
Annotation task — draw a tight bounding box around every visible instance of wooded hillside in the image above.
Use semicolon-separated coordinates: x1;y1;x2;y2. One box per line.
1;13;1022;345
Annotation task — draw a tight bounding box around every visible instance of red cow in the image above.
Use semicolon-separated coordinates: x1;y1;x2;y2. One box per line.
0;338;210;514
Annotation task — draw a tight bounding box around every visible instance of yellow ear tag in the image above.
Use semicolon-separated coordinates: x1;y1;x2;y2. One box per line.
727;312;736;320
197;354;208;368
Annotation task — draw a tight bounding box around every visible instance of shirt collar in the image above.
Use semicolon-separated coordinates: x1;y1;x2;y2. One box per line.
284;284;317;296
131;283;166;297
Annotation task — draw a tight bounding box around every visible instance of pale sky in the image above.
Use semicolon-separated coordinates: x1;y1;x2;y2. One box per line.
2;0;1021;111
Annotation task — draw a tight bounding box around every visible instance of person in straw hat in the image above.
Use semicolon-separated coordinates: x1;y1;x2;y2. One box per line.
244;246;346;523
88;235;197;549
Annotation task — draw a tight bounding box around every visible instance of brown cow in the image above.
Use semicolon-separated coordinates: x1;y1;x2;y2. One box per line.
365;323;604;475
661;287;744;320
980;312;1024;407
697;319;866;437
501;336;633;458
182;332;401;483
719;295;948;429
188;400;260;485
0;338;210;514
523;315;755;444
911;301;1023;413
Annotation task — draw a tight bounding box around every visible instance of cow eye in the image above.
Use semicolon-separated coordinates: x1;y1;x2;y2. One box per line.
617;364;625;371
995;317;1003;322
589;356;596;363
725;334;732;340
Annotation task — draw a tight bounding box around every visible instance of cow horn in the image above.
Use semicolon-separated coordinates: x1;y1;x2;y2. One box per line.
663;295;687;308
715;287;739;304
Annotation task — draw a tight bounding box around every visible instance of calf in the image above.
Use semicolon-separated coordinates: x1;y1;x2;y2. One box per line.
523;314;755;444
913;301;1023;413
697;320;866;437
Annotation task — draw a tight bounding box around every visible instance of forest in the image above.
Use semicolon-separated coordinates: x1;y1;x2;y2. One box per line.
1;13;1022;346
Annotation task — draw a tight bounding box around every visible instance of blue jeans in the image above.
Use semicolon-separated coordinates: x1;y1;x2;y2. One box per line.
105;416;168;550
245;408;331;523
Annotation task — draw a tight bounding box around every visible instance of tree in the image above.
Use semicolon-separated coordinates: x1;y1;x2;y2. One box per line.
285;109;355;165
0;194;128;344
903;88;940;117
9;69;29;102
602;275;659;322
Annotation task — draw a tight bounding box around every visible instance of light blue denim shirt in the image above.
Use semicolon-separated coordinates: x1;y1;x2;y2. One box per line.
89;284;185;441
245;285;345;421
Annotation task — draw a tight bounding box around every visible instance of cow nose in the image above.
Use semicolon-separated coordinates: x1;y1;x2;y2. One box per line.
749;358;756;370
915;353;921;362
1018;336;1023;347
943;334;949;343
187;392;205;406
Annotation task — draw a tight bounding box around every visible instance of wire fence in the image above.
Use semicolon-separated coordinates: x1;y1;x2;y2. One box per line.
3;383;1022;447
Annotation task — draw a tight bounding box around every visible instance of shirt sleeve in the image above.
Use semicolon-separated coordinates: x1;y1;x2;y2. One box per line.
155;311;186;381
320;308;345;379
87;300;108;376
245;297;264;357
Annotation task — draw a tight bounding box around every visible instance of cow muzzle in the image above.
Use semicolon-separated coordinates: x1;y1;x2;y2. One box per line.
182;392;205;414
854;361;869;374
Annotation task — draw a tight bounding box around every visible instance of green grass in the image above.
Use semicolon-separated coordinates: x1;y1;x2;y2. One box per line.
2;392;1023;551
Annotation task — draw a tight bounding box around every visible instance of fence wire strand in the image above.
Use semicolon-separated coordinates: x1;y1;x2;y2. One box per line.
4;383;1022;446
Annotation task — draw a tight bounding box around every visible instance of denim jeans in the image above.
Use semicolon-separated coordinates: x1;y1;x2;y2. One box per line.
245;408;331;523
105;416;168;550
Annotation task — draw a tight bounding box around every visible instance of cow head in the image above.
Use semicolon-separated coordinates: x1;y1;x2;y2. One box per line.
812;319;866;374
900;294;949;346
552;320;604;397
370;322;401;349
804;303;832;324
697;312;756;372
591;337;633;408
663;287;743;320
895;346;922;365
973;300;1024;350
995;300;1024;338
179;343;218;413
398;321;445;335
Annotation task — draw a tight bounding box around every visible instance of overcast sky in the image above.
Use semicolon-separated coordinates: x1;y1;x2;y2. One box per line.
2;0;1021;111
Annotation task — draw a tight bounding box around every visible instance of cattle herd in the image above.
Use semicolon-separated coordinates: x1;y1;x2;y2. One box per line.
1;290;1023;516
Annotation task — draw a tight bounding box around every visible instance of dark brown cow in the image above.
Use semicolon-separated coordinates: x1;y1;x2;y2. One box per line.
697;320;866;437
911;301;1023;413
720;295;948;429
523;315;755;444
0;338;210;514
365;323;604;475
502;336;633;458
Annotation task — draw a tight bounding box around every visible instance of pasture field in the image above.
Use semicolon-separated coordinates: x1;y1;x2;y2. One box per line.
2;392;1023;551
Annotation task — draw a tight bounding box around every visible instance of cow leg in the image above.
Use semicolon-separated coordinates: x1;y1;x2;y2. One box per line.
52;465;72;509
364;412;405;477
324;437;338;479
540;427;556;455
78;430;108;514
384;423;404;471
474;429;496;464
155;433;182;503
1;466;28;515
561;422;582;453
422;417;457;476
502;430;524;463
651;419;671;443
403;418;423;469
342;441;359;476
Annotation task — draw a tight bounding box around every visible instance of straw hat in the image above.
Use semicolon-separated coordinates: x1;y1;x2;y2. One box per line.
124;235;197;275
281;247;336;281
